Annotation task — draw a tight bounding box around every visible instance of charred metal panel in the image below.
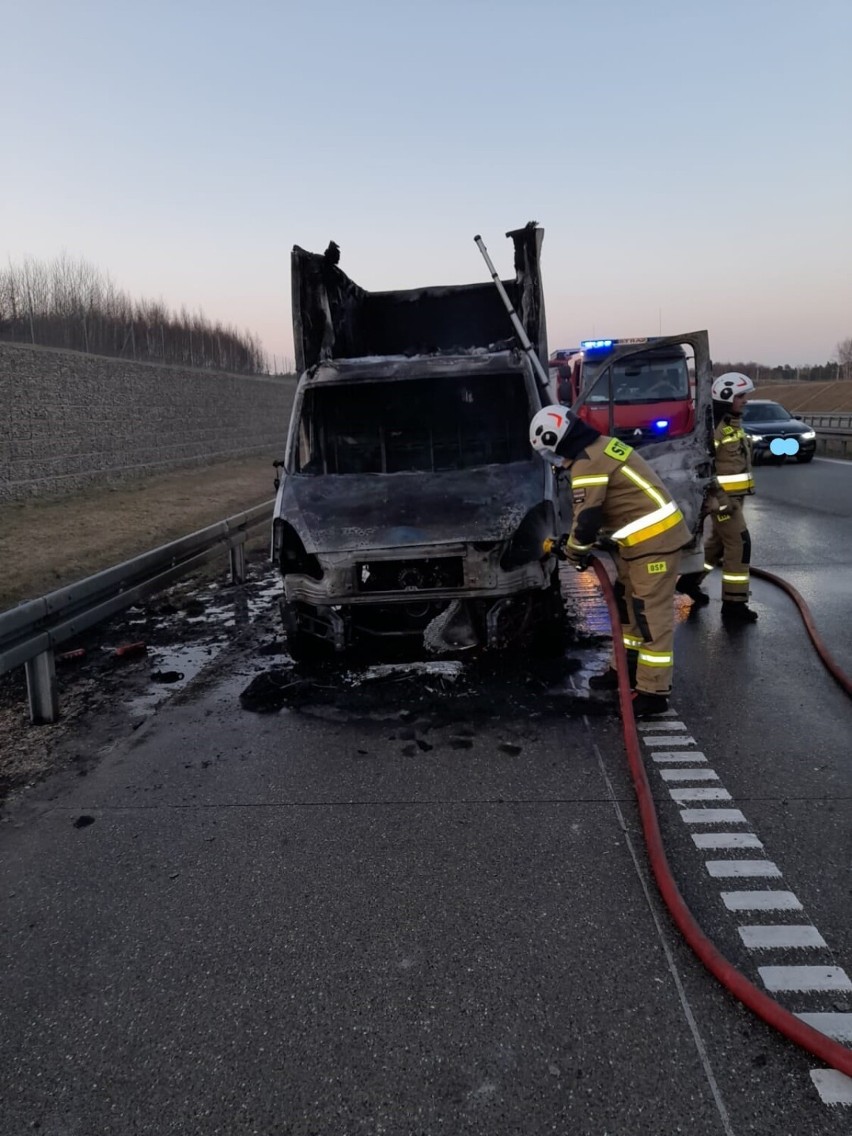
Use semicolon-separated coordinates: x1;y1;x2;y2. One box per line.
276;462;549;555
291;224;547;374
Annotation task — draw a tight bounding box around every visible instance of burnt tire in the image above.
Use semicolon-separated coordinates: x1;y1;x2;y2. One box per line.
528;580;567;657
280;600;332;663
284;628;325;663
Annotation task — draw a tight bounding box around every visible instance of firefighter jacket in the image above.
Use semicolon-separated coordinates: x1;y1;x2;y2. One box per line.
713;412;754;498
565;435;692;561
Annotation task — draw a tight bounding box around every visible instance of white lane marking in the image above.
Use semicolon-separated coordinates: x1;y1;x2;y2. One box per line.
634;688;852;1111
587;731;737;1135
721;891;803;911
759;966;852;992
810;1069;852;1106
797;1013;852;1042
706;860;781;878
681;809;748;824
637;720;688;732
740;925;827;950
660;768;719;782
670;787;732;802
693;832;763;849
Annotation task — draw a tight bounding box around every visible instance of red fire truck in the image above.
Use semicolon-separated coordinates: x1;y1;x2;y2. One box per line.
548;336;698;446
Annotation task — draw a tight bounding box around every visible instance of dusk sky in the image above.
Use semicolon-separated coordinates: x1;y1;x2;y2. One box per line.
6;0;851;370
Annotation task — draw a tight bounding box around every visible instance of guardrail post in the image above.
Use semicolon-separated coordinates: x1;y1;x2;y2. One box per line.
229;540;247;585
25;650;59;724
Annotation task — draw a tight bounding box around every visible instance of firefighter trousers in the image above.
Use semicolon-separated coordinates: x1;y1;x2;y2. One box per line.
701;497;751;602
610;548;682;696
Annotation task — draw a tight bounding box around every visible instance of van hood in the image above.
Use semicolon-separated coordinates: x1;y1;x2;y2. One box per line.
277;463;549;554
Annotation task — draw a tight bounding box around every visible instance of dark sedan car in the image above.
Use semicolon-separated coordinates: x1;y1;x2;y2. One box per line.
741;399;817;464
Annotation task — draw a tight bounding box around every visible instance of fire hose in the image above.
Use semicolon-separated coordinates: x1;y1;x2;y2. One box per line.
589;552;852;1078
749;566;852;696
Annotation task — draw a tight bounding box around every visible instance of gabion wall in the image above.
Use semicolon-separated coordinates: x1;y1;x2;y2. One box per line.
0;342;296;501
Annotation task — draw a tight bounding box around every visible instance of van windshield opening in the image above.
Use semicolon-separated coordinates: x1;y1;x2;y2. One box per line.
296;372;532;474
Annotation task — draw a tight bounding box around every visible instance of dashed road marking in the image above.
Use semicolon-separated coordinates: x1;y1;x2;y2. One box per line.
637;720;688;732
796;1013;852;1042
721;890;803;911
759;966;852;993
660;768;719;782
809;1070;852;1106
740;925;828;950
705;860;781;878
680;808;748;824
636;701;851;1110
669;787;732;802
693;832;763;849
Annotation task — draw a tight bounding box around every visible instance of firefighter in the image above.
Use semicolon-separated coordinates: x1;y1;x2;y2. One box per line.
676;372;758;622
530;405;692;717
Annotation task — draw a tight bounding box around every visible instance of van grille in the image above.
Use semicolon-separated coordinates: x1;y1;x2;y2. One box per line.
356;557;464;593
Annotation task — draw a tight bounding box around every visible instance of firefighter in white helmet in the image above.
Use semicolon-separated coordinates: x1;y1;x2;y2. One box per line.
530;405;692;717
676;372;758;622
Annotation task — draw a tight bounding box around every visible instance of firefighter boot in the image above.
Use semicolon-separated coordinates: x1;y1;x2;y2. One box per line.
721;601;758;623
676;572;709;605
631;691;669;717
588;651;637;691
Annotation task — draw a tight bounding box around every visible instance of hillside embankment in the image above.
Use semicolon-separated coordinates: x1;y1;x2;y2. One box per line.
752;379;852;413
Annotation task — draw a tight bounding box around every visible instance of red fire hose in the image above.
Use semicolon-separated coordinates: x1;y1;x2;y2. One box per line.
589;554;852;1078
750;566;852;696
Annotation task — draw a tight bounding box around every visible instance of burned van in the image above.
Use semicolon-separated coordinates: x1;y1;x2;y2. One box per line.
272;226;567;656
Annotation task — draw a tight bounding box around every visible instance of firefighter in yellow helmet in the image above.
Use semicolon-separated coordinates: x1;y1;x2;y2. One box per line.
530;405;692;717
676;372;759;622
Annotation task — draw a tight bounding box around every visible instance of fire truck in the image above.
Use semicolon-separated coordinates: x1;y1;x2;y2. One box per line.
548;334;715;572
549;336;699;444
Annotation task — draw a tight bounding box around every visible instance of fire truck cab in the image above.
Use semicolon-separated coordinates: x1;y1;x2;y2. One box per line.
550;336;696;446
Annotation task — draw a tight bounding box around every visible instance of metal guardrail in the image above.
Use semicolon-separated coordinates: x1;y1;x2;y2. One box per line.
800;413;852;429
0;500;274;724
799;414;852;458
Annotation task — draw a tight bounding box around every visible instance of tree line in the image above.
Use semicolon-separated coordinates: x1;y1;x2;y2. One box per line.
0;254;269;375
713;337;852;383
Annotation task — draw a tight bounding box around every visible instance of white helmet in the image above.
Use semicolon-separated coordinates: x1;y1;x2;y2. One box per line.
529;404;578;454
712;372;755;402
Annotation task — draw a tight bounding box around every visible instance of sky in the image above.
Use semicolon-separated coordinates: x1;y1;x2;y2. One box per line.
5;0;851;370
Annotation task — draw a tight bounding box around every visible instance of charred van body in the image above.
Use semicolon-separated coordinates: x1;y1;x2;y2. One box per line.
272;225;567;657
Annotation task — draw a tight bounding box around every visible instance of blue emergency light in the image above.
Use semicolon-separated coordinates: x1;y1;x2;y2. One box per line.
580;339;613;350
653;419;670;432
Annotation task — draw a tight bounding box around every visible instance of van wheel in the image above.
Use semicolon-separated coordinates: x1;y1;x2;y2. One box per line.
529;581;567;657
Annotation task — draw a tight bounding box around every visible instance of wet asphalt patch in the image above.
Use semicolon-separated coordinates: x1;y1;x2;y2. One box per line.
238;651;615;723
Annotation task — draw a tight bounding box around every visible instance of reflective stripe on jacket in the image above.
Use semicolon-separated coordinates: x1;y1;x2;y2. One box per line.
713;417;754;495
566;435;692;559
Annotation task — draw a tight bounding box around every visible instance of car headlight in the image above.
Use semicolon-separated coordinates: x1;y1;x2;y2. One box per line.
749;433;764;442
800;430;816;441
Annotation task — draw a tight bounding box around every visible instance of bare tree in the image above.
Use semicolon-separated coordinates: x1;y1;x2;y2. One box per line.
0;254;269;374
837;337;852;376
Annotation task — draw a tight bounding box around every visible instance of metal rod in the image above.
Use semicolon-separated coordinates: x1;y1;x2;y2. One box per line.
473;235;551;391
